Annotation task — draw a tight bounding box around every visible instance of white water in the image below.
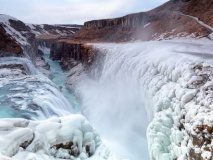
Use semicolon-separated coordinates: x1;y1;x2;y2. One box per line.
0;56;76;120
74;44;151;160
71;40;213;160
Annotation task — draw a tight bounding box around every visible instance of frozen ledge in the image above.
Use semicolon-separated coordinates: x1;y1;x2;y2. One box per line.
0;115;116;160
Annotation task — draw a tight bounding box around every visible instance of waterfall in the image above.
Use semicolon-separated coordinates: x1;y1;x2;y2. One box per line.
0;57;39;75
0;56;75;120
72;40;213;160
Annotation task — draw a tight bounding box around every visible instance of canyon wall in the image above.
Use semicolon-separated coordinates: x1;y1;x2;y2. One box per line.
0;25;23;57
50;41;94;70
74;0;212;42
0;14;82;63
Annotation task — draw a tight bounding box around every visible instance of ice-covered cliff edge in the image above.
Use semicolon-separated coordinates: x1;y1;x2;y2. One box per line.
66;38;213;160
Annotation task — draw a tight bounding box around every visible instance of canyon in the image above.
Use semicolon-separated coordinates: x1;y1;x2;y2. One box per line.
1;0;213;160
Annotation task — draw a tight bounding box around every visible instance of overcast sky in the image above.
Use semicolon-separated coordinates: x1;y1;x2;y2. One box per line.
0;0;168;24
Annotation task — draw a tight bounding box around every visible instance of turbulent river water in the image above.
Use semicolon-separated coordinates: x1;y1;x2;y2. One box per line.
42;48;81;113
0;53;77;119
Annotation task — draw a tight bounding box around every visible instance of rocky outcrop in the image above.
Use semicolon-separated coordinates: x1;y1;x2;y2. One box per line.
74;0;213;42
0;15;38;61
50;41;94;70
0;14;82;62
0;25;23;56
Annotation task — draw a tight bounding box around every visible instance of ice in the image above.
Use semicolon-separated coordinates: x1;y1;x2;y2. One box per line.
0;115;117;160
144;23;150;28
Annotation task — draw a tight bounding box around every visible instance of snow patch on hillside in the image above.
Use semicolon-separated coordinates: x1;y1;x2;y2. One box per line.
0;14;18;23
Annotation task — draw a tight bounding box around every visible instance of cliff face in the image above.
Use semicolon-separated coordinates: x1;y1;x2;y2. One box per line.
37;35;59;49
0;25;23;56
74;0;213;42
179;0;213;27
0;14;82;63
50;41;94;70
84;12;146;29
0;15;39;61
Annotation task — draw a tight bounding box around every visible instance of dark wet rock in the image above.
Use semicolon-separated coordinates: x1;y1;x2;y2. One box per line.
55;141;74;150
20;134;34;149
38;49;44;56
50;41;94;70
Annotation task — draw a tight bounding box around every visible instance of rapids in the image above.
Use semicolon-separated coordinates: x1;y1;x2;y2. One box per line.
0;56;77;120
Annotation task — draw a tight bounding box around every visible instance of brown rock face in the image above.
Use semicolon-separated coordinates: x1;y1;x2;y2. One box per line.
50;40;94;70
0;25;23;56
74;0;212;42
179;0;213;27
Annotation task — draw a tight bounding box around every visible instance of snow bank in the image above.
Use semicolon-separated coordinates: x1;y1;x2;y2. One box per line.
0;115;117;160
67;39;213;160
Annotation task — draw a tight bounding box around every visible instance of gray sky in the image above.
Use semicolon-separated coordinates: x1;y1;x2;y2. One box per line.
0;0;168;24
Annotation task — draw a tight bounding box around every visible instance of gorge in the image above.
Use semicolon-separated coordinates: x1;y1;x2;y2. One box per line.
1;0;213;160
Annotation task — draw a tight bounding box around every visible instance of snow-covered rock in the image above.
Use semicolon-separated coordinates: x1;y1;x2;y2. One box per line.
0;115;117;160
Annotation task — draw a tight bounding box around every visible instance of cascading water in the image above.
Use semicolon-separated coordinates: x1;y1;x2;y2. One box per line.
0;56;76;120
72;43;152;160
70;40;213;160
41;47;81;112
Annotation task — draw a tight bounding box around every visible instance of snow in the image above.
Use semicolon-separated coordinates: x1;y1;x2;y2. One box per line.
0;115;118;160
0;15;18;23
25;23;77;36
66;38;213;160
0;15;29;46
178;12;213;32
143;23;150;28
176;12;213;41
